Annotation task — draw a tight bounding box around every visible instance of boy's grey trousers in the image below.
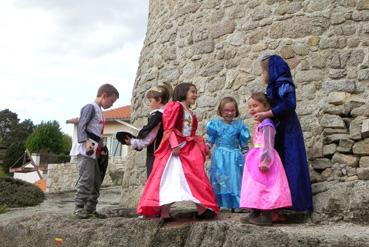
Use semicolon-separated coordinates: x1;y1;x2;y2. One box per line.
75;155;102;212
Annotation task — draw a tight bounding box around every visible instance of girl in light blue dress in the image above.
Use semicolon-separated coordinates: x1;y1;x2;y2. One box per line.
206;97;250;211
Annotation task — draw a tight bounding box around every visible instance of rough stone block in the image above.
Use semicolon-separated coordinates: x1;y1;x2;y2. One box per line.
280;45;295;59
345;175;359;182
328;69;347;79
337;139;354;153
320;114;346;128
351;105;369;117
327;92;351;105
353;9;369;21
323;144;337;157
332;153;359;167
295;69;324;83
359;156;369;168
353;138;369;155
361;119;369;138
324;133;351;144
322;128;348;136
175;3;201;18
210;20;235;38
350;117;366;140
322;80;356;93
311;158;332;170
357;0;369;10
321;168;333;178
322;104;346;115
357;168;369;180
358;69;369;81
310;168;323;183
159;67;180;82
307;36;320;46
292;42;309;56
200;62;224;77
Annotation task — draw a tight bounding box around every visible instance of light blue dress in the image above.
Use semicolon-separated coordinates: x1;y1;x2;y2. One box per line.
206;118;250;209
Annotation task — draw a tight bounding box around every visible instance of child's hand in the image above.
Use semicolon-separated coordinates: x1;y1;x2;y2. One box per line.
172;146;180;156
206;147;212;157
85;140;95;156
254;112;266;123
259;161;269;173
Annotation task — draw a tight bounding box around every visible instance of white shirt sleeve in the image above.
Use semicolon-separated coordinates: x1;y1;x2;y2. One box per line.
131;124;161;150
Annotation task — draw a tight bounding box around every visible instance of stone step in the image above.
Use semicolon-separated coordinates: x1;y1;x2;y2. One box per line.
1;212;369;247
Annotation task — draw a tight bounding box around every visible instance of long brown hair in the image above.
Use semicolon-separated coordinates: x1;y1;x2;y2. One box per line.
172;83;197;102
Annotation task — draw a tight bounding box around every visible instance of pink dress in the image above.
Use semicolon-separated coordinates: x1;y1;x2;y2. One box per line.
240;119;292;210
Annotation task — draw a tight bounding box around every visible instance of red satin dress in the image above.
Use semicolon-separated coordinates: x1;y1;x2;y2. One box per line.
137;101;219;216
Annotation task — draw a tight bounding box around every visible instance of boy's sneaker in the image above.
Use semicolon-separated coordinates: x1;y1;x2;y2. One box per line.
74;208;89;219
87;210;107;219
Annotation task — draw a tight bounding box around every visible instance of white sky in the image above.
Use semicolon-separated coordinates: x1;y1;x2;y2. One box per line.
0;0;149;136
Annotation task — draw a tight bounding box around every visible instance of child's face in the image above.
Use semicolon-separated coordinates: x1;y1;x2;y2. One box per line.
261;67;269;84
221;102;237;123
147;97;162;110
184;86;197;105
101;94;117;109
248;98;268;116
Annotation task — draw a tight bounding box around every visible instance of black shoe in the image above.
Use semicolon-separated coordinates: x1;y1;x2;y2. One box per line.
196;209;216;220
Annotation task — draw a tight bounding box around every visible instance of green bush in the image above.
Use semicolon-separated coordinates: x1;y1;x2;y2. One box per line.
0;167;5;177
0;204;7;214
0;176;45;207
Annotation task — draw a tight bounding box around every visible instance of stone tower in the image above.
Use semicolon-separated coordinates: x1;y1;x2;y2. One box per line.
121;0;369;219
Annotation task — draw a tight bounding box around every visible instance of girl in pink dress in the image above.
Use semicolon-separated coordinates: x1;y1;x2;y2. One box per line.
240;92;292;226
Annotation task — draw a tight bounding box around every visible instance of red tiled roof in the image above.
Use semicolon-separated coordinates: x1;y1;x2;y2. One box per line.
66;105;131;123
103;105;131;120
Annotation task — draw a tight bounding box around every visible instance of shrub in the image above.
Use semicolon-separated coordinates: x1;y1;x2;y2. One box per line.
0;176;45;207
0;204;7;214
0;167;5;177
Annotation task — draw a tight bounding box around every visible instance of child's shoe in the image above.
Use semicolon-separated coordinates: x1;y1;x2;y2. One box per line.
248;211;272;226
272;210;288;223
74;208;89;219
196;209;216;220
240;209;260;223
87;210;107;219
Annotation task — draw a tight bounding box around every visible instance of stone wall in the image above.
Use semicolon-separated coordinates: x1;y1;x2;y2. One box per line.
121;0;369;208
47;158;125;193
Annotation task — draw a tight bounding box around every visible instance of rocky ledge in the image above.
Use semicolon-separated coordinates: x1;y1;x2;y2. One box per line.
1;211;369;247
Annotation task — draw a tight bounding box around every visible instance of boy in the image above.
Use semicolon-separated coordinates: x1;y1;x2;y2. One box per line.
74;83;119;219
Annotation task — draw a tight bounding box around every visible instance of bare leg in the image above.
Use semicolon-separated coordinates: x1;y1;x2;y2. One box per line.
160;204;171;219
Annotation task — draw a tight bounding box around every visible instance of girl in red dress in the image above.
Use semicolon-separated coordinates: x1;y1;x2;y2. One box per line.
137;83;219;221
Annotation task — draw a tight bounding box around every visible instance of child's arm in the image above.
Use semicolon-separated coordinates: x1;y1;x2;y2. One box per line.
162;102;181;155
271;84;296;117
137;111;163;139
205;120;217;149
77;104;95;144
259;125;275;172
239;121;251;154
130;124;161;150
254;83;296;122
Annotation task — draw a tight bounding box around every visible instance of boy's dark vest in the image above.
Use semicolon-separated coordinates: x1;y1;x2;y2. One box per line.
137;110;164;177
